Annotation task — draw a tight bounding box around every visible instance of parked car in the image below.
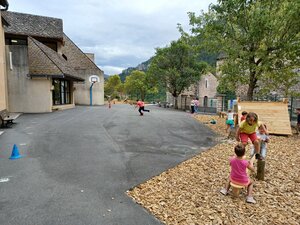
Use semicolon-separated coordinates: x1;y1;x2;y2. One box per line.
158;102;173;108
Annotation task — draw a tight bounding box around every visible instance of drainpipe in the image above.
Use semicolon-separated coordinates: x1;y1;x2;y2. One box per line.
90;82;94;106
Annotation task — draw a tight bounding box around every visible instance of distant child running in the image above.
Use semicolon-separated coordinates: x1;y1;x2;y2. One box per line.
236;112;265;159
136;99;150;116
250;124;269;160
226;109;235;134
220;144;256;204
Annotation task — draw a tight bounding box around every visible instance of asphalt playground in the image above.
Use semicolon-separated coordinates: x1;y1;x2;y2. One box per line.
0;104;217;225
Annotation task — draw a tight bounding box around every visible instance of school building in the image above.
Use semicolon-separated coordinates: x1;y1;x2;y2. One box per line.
0;9;104;113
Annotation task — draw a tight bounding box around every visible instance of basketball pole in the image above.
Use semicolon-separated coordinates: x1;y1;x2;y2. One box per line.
88;75;100;106
90;82;95;106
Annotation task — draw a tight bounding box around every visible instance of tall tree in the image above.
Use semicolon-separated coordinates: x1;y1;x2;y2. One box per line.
188;0;300;100
148;38;207;109
124;70;148;100
104;75;122;98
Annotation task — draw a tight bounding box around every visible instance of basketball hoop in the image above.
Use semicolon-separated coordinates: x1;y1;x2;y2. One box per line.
89;75;100;106
89;75;100;83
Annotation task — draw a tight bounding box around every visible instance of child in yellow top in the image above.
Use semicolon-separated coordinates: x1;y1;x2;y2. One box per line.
236;112;266;159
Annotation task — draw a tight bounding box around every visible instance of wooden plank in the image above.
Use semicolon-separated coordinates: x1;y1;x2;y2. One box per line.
237;101;292;135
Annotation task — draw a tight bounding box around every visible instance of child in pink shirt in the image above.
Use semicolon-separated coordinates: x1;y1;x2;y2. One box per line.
135;99;150;116
220;144;256;203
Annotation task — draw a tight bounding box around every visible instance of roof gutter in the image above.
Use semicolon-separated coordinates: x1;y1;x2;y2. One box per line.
28;73;85;82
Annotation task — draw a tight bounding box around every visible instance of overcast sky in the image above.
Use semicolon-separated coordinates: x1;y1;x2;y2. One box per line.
9;0;216;75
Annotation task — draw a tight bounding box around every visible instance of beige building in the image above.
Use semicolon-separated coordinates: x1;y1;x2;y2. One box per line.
197;73;218;108
0;0;9;111
167;73;219;111
1;11;104;113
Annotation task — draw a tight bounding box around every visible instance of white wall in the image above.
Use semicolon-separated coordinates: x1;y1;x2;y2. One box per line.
6;45;52;113
74;70;104;106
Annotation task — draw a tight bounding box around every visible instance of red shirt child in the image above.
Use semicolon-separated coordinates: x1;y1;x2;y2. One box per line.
240;111;248;122
137;100;143;107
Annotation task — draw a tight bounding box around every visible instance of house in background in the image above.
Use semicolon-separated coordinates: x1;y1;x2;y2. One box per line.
166;84;196;111
197;73;218;110
167;72;219;112
1;11;104;113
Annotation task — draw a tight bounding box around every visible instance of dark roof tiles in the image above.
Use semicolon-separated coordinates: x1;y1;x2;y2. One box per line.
2;11;63;39
28;37;84;81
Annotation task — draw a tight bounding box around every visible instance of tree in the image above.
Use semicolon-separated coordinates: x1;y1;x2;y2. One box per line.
148;38;207;109
188;0;300;100
124;70;148;100
104;75;122;99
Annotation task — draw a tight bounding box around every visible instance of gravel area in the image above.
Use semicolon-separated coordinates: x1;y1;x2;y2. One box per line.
127;114;300;225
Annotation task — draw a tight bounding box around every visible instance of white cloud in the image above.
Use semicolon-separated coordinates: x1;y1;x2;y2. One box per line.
9;0;217;75
82;44;154;61
100;65;125;75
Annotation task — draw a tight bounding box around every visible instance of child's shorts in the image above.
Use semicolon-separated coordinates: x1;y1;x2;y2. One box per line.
230;177;250;187
226;119;234;125
240;132;257;143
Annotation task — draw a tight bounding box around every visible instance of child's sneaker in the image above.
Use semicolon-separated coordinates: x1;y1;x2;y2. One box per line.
246;196;256;204
220;188;228;195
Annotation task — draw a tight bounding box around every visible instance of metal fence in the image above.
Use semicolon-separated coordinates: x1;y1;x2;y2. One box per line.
197;97;217;113
175;94;299;120
178;96;218;113
290;97;300;121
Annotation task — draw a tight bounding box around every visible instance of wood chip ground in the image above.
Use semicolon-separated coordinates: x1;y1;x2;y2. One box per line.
127;114;300;225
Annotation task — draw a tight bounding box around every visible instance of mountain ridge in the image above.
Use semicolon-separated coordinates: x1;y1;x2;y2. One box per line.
118;58;152;82
118;51;217;82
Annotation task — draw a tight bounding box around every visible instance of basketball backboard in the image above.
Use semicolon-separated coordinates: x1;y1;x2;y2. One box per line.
89;75;100;83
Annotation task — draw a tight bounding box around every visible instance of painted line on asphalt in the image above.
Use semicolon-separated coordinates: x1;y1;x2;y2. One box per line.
0;177;10;183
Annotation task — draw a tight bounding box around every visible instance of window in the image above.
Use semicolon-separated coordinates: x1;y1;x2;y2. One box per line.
42;42;57;51
52;79;71;105
205;79;208;88
5;38;27;45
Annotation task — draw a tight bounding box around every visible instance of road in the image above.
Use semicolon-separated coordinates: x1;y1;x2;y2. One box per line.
0;104;216;225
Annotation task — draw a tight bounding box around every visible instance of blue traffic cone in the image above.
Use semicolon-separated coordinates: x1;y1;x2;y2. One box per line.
9;144;22;160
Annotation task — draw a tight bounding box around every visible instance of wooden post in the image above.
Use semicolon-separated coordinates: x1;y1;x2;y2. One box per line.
256;160;265;180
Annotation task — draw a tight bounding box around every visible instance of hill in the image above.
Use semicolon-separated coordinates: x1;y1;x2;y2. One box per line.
119;58;152;82
118;51;217;82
